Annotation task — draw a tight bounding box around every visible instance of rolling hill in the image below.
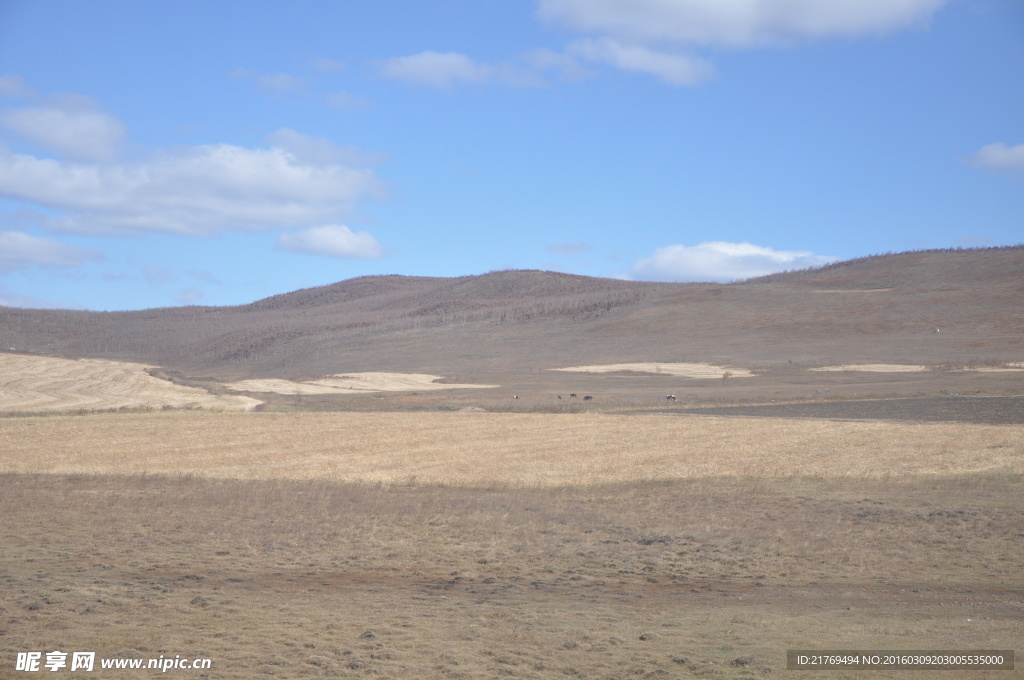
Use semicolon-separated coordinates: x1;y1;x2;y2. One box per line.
2;247;1022;391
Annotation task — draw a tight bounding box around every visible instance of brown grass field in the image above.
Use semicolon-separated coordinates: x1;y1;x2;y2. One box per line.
1;411;1022;483
1;411;1022;679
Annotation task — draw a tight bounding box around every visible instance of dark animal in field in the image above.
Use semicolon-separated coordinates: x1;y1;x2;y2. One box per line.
583;395;593;401
666;394;677;402
513;395;519;399
557;395;562;399
569;393;577;398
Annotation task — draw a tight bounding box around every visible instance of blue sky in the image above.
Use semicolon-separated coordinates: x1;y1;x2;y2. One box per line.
0;0;1021;310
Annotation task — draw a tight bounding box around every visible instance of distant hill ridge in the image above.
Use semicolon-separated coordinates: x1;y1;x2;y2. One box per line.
741;244;1024;286
244;269;657;313
2;247;1022;379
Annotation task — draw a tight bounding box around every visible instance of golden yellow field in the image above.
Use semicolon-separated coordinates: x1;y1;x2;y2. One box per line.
0;353;260;412
2;411;1021;484
224;371;498;395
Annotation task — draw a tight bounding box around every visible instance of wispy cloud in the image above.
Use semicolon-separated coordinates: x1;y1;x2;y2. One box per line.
265;128;385;166
174;287;205;305
0;288;81;309
627;241;839;282
0;230;102;274
968;142;1024;176
311;57;346;72
380;51;494;88
534;0;949;85
143;265;173;286
0;94;125;161
187;269;224;286
568;37;714;85
276;224;384;259
377;1;945;91
231;68;305;95
0;141;384;237
523;49;593;82
326;90;370;111
537;0;950;49
0;73;35;99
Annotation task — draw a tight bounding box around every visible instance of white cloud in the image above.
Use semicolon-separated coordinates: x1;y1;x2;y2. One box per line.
537;0;949;48
174;287;205;305
0;142;384;237
568;38;714;85
522;48;594;82
628;241;839;282
0;230;102;274
265;128;384;167
276;225;384;259
143;265;173;285
969;142;1024;176
0;74;35;99
381;51;493;88
326;90;370;111
0;98;125;161
259;73;304;93
312;57;346;72
231;68;304;95
0;288;81;309
187;269;224;285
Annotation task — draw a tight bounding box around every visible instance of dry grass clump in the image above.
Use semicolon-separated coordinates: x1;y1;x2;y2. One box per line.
0;353;261;412
1;411;1021;484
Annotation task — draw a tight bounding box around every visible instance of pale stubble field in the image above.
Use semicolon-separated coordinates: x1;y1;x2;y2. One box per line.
1;411;1022;679
1;411;1022;483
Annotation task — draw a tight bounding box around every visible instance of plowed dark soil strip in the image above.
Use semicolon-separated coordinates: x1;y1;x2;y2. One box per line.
669;396;1024;425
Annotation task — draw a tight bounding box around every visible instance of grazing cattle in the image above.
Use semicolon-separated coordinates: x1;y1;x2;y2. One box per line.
569;393;577;398
583;395;593;401
513;395;519;399
934;328;940;333
557;395;562;399
666;394;677;402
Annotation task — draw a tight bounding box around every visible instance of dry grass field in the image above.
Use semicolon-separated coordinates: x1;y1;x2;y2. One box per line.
0;354;261;413
1;471;1021;679
1;411;1022;679
0;411;1022;484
